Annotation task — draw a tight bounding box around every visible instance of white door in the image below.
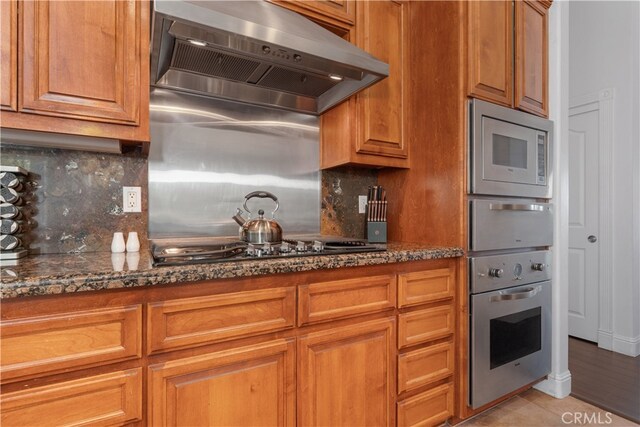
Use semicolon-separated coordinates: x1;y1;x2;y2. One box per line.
568;107;600;342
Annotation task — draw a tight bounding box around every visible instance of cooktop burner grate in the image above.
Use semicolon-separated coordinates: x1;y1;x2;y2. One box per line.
151;237;385;267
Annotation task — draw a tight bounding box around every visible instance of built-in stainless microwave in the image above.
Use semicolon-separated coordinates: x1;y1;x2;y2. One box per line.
470;99;554;199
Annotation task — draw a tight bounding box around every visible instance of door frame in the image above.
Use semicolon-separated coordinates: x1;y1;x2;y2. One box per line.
568;88;614;350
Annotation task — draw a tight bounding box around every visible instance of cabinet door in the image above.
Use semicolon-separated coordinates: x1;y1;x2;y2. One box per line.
20;1;142;125
515;0;549;117
298;317;396;426
1;0;17;111
271;0;355;26
355;0;409;159
148;339;295;426
467;0;514;107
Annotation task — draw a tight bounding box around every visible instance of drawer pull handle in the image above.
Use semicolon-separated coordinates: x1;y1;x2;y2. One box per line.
490;286;540;302
489;203;545;212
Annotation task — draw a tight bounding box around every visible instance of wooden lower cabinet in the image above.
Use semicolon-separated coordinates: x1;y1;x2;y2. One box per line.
1;368;142;427
298;274;396;326
147;287;296;354
0;305;142;381
1;260;459;426
397;383;454;427
148;339;296;426
298;317;396;426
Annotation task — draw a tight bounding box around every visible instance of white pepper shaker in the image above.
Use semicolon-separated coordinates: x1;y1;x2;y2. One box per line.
126;231;140;252
111;232;125;253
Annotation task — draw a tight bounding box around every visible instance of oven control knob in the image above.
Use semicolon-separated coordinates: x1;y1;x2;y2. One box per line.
532;263;545;272
488;268;504;278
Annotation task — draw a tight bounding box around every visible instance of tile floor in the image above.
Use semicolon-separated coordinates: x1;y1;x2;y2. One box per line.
458;389;639;426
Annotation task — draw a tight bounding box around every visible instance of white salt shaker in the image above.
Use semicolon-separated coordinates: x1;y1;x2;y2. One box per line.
111;232;125;253
126;231;140;252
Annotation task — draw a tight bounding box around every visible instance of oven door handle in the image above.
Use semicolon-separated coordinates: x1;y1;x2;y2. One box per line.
490;286;540;302
489;203;545;212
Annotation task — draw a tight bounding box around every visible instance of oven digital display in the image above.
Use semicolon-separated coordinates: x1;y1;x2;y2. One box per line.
489;307;542;369
492;134;528;169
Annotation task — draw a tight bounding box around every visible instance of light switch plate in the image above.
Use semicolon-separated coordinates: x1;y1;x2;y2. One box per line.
358;195;367;214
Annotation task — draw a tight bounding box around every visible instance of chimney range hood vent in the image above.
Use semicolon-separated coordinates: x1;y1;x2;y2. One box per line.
150;1;389;115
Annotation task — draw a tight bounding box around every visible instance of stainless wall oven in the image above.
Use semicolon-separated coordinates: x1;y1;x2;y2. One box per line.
468;100;554;409
469;251;552;408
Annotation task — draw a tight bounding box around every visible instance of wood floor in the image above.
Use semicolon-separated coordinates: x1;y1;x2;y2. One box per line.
569;337;640;424
459;389;638;426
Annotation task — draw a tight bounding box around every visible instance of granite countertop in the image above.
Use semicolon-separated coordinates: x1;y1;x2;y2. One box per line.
0;243;464;300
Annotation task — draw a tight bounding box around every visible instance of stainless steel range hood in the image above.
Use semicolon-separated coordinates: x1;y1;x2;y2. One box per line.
150;1;389;115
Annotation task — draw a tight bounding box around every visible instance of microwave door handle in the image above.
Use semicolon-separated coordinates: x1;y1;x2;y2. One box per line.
489;203;545;212
490;286;540;302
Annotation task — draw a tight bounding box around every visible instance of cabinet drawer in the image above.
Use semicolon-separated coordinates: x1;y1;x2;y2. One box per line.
1;368;142;427
398;305;454;349
298;275;396;326
397;383;454;427
398;342;454;394
398;268;454;308
147;287;296;354
0;305;142;381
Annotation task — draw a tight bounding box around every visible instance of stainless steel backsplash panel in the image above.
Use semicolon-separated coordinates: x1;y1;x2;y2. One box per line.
149;88;320;239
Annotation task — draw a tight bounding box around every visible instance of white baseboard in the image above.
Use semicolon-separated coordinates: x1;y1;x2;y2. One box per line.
534;370;572;398
598;330;613;350
612;334;640;357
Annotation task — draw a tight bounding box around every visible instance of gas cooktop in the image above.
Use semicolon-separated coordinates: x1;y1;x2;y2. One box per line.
151;236;386;267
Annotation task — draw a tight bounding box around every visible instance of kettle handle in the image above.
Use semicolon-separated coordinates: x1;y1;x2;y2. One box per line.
243;191;279;215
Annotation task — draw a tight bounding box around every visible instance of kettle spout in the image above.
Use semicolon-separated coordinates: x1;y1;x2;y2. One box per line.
232;208;246;226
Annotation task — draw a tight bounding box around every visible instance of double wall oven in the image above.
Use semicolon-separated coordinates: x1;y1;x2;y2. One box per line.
468;99;554;408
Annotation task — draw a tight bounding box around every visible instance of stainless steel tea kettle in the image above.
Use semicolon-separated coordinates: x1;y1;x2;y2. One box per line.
232;191;283;244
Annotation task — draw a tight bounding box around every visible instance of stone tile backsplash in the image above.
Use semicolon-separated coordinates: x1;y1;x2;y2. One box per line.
321;167;378;239
1;144;148;254
1;143;375;253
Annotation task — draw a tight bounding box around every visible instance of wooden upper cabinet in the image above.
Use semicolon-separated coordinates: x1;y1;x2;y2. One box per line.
270;0;355;26
467;0;550;117
1;0;17;111
354;0;408;160
515;0;549;116
148;339;295;427
467;0;514;108
2;0;150;141
298;317;396;426
21;1;139;124
321;0;410;169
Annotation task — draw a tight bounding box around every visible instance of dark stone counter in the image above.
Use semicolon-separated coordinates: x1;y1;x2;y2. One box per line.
0;243;464;299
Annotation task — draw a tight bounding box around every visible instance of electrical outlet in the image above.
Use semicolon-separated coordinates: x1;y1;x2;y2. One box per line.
123;186;142;213
358;195;367;214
